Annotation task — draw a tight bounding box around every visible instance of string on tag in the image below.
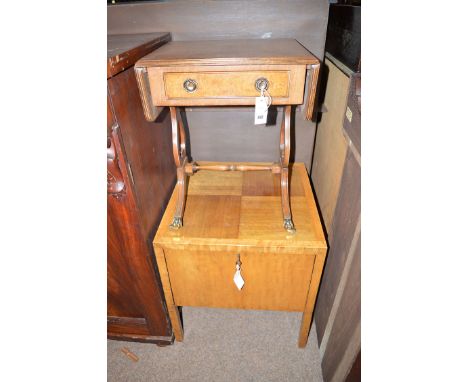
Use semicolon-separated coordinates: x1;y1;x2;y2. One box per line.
260;88;272;108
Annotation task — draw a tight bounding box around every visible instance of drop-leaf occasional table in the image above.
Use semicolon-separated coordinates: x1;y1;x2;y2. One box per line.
135;39;320;232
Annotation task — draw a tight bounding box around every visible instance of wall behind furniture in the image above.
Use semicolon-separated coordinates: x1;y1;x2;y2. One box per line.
108;0;329;172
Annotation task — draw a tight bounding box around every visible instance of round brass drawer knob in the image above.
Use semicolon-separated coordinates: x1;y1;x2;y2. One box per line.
183;79;198;93
255;77;269;92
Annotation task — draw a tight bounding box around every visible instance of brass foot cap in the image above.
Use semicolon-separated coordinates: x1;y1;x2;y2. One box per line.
284;218;296;233
170;217;183;229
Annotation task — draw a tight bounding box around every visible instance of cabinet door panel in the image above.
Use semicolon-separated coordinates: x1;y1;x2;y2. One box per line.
107;92;172;341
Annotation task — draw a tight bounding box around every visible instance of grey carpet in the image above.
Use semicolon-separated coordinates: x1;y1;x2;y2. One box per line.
108;307;323;382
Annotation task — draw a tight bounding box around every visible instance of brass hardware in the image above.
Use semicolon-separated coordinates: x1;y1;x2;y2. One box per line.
170;217;183;229
183;79;198;93
236;253;241;268
255;77;269;92
283;218;296;234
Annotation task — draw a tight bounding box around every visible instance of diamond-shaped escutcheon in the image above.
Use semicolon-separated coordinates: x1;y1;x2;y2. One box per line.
233;269;245;290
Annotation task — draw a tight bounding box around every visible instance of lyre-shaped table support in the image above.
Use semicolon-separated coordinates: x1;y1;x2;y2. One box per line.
279;105;295;232
169;107;187;229
168;105;295;233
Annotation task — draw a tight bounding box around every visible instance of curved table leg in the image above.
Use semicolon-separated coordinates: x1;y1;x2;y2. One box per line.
169;106;187;229
280;105;295;233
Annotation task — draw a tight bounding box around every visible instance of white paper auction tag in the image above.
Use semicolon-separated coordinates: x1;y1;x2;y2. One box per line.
254;95;269;125
233;264;245;290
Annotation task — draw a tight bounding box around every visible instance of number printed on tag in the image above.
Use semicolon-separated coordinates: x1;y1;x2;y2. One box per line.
255;96;269;125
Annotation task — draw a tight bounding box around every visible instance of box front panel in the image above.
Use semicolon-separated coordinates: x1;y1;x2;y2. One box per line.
147;65;306;106
164;249;316;312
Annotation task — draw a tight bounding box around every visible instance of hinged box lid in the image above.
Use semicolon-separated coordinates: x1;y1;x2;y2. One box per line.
154;163;327;254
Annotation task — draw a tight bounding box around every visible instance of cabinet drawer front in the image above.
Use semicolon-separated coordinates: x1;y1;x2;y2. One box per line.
164;71;289;99
147;65;306;106
164;249;315;312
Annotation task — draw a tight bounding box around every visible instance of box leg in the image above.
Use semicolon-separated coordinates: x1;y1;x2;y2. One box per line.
298;253;326;348
154;246;184;342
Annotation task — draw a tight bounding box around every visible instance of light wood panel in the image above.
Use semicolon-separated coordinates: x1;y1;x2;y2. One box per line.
154;163;326;252
312;51;361;378
179;195;242;239
298;252;326;348
165;249;315;311
311;58;350;232
315;148;361;345
154;247;184;342
304;64;321;120
241;169;304;197
186;170;243;196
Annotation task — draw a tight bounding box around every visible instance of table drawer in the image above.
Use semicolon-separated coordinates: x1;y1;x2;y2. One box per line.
164;71;289;99
147;65;307;106
164;249;316;312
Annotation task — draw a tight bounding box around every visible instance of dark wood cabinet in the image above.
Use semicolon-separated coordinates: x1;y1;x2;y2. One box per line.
107;33;176;344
